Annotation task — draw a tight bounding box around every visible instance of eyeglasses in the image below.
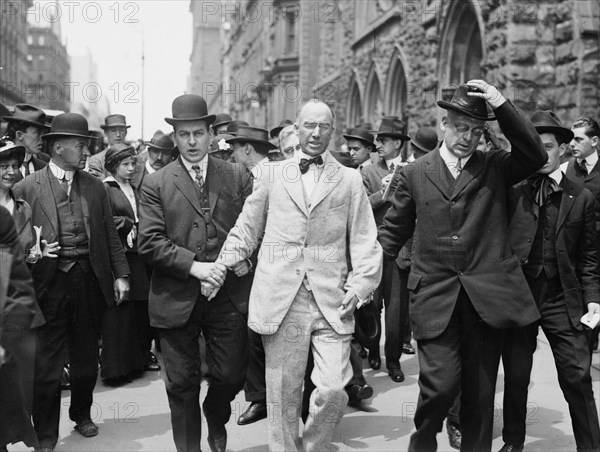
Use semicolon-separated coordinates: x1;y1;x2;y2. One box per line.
451;122;485;137
302;122;332;133
282;144;301;154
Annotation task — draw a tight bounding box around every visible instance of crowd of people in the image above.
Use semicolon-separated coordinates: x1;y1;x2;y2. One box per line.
1;77;599;452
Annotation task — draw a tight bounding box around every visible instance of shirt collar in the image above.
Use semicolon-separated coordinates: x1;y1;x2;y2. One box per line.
49;160;74;181
250;156;270;179
548;168;563;186
439;141;472;167
577;150;598;170
180;153;208;180
145;159;156;175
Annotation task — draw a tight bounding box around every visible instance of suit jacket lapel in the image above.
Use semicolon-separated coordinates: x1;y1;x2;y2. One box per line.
172;158;203;216
207;157;222;215
557;178;577;233
282;162;309;216
522;180;539;219
76;172;92;239
309;152;343;212
34;167;58;235
451;151;484;200
424;149;452;199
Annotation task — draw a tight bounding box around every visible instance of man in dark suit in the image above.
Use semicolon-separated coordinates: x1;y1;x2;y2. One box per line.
130;130;176;192
137;94;253;452
378;80;546;452
2;104;51;182
361;118;412;382
499;111;600;452
564;116;600;354
13;113;130;452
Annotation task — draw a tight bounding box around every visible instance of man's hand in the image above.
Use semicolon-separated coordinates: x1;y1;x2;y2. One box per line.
338;291;359;319
189;261;227;287
232;259;251;277
587;302;600;321
466;79;506;109
114;277;130;306
41;240;60;258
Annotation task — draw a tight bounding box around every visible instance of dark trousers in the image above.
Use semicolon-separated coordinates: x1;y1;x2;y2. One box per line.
370;260;408;369
159;292;247;452
32;264;103;449
502;274;600;451
243;328;266;402
408;288;505;452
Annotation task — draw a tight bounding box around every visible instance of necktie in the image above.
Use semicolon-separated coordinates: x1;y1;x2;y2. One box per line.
528;173;559;207
389;163;395;172
24;163;30;176
191;165;204;189
299;155;323;174
450;159;462;179
60;177;69;195
579;159;588;176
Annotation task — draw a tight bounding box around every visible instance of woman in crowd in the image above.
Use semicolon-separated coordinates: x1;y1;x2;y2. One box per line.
100;143;150;385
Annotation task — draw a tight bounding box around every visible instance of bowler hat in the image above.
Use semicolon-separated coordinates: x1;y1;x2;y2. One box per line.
226;120;250;136
144;130;175;150
212;113;233;130
3;104;50;130
226;126;278;151
372;117;410;141
343;127;375;147
210;133;235;154
0;139;26;167
100;114;130;130
270;119;293;139
42;113;90;140
437;84;495;121
410;127;438;154
165;94;216;126
354;302;380;347
530;110;574;143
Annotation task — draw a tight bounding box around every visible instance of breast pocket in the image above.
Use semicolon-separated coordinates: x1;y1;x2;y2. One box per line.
407;272;422;292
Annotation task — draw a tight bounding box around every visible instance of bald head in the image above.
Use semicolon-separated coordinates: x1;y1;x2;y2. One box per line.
295;101;334;156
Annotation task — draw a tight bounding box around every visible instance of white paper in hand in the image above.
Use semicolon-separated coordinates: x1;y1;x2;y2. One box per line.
580;312;600;329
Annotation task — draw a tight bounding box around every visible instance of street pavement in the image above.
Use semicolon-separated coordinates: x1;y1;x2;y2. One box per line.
11;332;600;452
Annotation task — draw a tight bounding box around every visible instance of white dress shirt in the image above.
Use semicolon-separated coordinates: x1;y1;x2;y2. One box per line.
297;150;325;199
180;154;208;184
577;150;598;174
439;142;472;179
145;159;157;175
48;160;75;195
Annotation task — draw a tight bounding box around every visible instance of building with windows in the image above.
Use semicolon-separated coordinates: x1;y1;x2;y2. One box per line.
191;0;599;145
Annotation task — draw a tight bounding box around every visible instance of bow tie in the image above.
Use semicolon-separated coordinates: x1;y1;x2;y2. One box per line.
528;173;561;206
299;155;323;174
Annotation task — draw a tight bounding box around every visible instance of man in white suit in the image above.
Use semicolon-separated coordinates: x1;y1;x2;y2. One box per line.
213;101;382;451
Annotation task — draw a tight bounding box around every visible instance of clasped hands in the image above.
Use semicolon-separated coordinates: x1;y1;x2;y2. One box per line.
191;260;251;300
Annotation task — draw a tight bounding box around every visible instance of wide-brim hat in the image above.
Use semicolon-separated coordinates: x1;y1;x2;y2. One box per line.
410;127;438;154
343;127;375;147
226;126;278;151
41;113;90;140
144;130;175;150
0;140;26;166
210;133;235;154
212;113;233;130
530;110;574;142
3;104;50;130
226;120;250;136
100;113;130;130
270;119;293;139
165;94;216;126
372;117;410;141
437;84;495;121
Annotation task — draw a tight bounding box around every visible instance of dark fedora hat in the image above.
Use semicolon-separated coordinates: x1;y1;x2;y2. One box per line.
3;104;50;130
0;139;26;166
372;116;410;141
226;120;250;136
144;130;175;150
530;110;574;142
212;113;233;130
226;126;278;151
100;114;130;130
343;127;375;147
270;119;293;139
437;84;495;121
410;127;438;154
165;94;216;126
353;302;380;347
41;113;90;140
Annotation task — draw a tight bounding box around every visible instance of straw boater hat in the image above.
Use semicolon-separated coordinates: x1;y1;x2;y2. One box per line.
164;94;216;126
100;114;131;130
437;84;495;121
3;104;50;130
226;126;278;152
529;110;574;143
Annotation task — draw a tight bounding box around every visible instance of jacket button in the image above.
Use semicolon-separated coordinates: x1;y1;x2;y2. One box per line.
521;259;528;264
196;245;201;250
458;271;463;276
296;269;300;275
452;235;458;240
193;222;198;228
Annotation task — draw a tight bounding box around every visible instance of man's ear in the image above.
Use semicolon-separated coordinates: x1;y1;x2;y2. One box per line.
591;135;599;149
440;117;447;133
558;142;567;159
